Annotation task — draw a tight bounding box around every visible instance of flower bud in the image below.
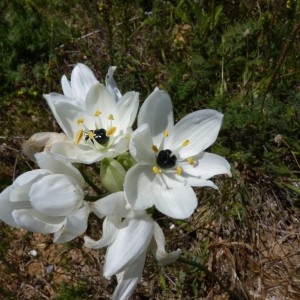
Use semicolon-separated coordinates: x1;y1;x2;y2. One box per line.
100;158;126;193
116;152;136;171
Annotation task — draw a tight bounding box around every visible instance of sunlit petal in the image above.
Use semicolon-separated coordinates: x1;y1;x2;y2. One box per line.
12;209;65;234
115;91;139;129
10;169;51;202
105;66;122;100
112;253;146;300
182;152;231;180
103;216;153;278
124;165;155;210
0;186;31;227
85;83;117;128
138;89;174;146
29;174;83;216
152;183;197;219
53;204;90;243
61;75;73;99
70;63;98;103
50;141;115;164
150;221;181;265
35;151;85;186
165;109;223;158
129;124;156;165
84;216;121;249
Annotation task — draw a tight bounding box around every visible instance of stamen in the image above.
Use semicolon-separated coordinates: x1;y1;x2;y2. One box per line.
188;157;195;166
163;130;169;138
94;110;102;116
153;166;162;174
176;166;183;175
108;114;114;120
182;139;190;147
77;118;84;125
75;130;84;144
106;127;116;137
88;131;95;139
152;145;159;152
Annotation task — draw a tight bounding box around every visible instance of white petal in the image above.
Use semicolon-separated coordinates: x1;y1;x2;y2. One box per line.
84;216;121;249
61;75;73;99
10;170;51;202
50;100;95;138
50;141;113;164
35;151;85;186
53;204;90;243
151;221;181;265
44;93;74;133
165;109;223;158
124;165;155;210
70;63;98;103
105;66;122;100
85;83;117;127
129;124;156;165
115;91;139;130
103;216;153;278
185;177;218;189
90;192;127;218
29;174;83;217
182;152;231;180
112;253;146;300
0;186;31;227
138;89;174;145
12;209;64;233
152;183;197;219
110;132;131;157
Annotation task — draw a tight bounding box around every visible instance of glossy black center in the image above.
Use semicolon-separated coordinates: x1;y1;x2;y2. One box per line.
156;149;177;169
85;129;109;145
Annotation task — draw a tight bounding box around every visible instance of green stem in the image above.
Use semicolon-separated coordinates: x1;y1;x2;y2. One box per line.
79;166;103;196
177;257;243;300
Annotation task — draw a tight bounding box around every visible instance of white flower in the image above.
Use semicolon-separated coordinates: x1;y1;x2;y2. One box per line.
84;192;181;300
124;89;231;219
0;152;89;243
44;63;139;163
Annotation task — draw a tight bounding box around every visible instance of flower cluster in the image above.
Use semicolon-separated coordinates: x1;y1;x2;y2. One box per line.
0;64;231;299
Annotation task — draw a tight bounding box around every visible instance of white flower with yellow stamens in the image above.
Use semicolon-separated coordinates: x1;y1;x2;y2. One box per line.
44;64;139;164
124;89;231;219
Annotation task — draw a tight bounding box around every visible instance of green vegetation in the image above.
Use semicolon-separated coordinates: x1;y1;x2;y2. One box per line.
0;0;299;299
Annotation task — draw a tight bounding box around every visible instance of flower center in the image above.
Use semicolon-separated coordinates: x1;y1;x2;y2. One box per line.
85;128;109;145
156;149;177;169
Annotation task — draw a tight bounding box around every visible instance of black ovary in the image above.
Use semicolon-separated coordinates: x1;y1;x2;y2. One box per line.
85;129;109;145
156;149;177;169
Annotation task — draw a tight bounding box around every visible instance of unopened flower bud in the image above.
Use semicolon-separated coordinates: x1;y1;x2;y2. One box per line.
100;158;126;193
116;152;136;171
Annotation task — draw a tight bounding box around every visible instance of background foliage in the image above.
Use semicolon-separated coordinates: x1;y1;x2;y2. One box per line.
0;0;299;299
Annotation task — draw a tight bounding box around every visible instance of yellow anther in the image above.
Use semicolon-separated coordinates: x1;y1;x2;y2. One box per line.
75;130;84;144
94;110;102;116
152;145;159;152
153;166;162;174
182;139;190;147
106;127;116;136
188;157;195;166
163;130;169;138
108;114;114;120
77;118;84;125
176;166;183;176
88;131;95;139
